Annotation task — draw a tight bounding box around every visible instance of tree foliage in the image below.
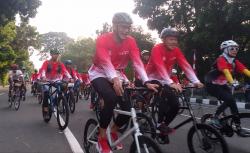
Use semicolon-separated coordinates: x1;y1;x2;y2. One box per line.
61;38;95;72
133;0;250;80
38;32;74;60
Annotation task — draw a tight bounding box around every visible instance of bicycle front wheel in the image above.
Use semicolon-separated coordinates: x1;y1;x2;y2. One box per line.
129;135;162;153
188;123;229;153
83;118;99;153
56;95;69;130
68;92;76;113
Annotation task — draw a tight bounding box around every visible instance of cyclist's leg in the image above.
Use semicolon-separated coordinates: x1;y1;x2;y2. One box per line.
91;78;118;134
161;85;179;126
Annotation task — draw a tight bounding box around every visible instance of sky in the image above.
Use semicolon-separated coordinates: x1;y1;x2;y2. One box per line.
29;0;159;69
29;0;159;39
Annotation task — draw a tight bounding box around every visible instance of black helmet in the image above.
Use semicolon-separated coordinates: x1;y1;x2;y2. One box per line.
64;60;72;65
160;28;179;39
34;69;38;73
50;49;61;54
112;12;133;25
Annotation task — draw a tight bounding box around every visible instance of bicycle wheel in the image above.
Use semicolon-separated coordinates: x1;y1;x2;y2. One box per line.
84;88;90;100
83;118;99;153
68;92;76;113
188;123;229;153
129;135;163;153
42;98;52;123
14;96;21;111
74;89;79;103
38;93;43;104
230;113;250;134
151;101;159;125
56;95;69;130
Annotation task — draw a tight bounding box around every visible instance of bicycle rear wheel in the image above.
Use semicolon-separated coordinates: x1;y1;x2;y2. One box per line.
129;135;163;153
56;95;69;130
188;123;229;153
83;118;99;153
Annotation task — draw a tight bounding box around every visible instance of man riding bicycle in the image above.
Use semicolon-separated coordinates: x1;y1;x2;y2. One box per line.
8;64;25;102
88;12;158;153
204;40;250;137
146;27;204;143
37;49;72;119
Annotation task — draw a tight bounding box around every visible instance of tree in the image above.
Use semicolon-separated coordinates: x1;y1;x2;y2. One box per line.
133;0;250;80
0;0;41;26
39;32;74;60
61;38;95;72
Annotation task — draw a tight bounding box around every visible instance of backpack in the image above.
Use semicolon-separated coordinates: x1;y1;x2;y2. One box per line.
204;56;235;84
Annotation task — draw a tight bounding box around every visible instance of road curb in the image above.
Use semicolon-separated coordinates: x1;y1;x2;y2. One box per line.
189;98;250;110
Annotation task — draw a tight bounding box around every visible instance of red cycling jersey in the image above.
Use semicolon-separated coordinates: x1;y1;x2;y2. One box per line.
88;32;148;83
81;73;90;84
66;67;79;81
31;73;39;82
38;60;71;81
146;43;199;85
212;56;246;85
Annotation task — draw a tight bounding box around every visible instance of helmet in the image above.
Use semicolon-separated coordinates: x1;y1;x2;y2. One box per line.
64;59;72;65
50;49;61;54
34;69;38;73
172;69;177;74
220;40;239;50
141;50;150;55
11;64;18;70
22;67;26;70
160;28;179;39
112;12;133;25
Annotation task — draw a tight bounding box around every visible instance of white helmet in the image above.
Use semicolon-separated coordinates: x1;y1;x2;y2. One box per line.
141;50;150;55
172;69;177;74
220;40;239;50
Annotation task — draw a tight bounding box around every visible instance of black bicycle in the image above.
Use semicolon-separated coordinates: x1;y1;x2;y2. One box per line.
149;86;229;153
8;79;25;110
41;80;69;130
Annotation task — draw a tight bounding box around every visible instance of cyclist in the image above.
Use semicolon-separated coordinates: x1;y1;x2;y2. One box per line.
204;40;250;137
21;67;29;100
88;12;158;153
64;59;82;87
31;69;39;95
146;27;204;143
8;64;24;102
37;49;72;119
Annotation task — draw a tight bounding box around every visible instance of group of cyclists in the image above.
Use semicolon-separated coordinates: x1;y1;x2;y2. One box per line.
6;12;250;153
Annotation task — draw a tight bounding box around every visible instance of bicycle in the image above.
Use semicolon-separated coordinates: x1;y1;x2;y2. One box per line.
149;86;229;153
201;84;250;139
65;82;76;113
83;87;163;153
8;79;25;110
41;80;69;130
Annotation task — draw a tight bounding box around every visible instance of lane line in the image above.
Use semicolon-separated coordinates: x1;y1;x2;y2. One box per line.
54;111;84;153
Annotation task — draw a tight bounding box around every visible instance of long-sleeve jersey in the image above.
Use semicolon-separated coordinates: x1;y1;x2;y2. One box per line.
146;43;200;85
37;60;71;82
66;67;79;81
31;73;39;82
212;56;246;85
88;32;149;83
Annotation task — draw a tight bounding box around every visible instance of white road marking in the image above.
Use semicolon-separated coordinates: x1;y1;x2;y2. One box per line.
53;111;84;153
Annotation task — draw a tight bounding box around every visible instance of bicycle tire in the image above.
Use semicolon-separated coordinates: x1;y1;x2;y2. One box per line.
42;98;52;123
187;123;229;153
68;92;76;113
129;135;163;153
14;96;21;111
83;118;98;153
56;95;69;130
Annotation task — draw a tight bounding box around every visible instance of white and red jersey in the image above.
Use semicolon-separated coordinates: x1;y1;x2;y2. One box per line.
88;32;148;83
31;73;39;82
66;67;79;81
146;43;200;85
81;73;90;85
212;56;246;85
37;60;71;82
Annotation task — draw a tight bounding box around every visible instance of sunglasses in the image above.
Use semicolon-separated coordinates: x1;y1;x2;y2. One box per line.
228;46;239;51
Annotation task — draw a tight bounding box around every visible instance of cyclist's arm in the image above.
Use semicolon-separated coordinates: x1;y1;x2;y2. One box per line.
222;69;234;84
150;46;173;85
128;38;149;83
175;49;200;84
94;36;117;80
